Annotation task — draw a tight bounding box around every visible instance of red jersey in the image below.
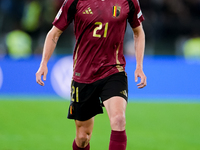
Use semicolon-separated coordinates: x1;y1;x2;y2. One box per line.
53;0;144;83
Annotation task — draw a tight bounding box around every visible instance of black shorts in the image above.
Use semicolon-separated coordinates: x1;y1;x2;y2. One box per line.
67;72;128;121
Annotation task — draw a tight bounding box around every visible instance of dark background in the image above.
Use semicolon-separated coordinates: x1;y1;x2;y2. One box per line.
0;0;200;57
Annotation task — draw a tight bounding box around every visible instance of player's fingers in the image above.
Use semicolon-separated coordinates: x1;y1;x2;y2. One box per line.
135;73;138;82
137;76;147;88
43;72;47;81
137;82;145;89
36;78;44;86
37;79;44;86
137;82;143;88
135;76;138;82
144;76;147;87
36;72;44;86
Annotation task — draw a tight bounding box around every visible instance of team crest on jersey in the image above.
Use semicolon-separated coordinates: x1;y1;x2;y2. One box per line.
113;6;121;17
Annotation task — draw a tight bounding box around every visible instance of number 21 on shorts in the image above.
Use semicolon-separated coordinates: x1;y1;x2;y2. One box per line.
71;86;79;102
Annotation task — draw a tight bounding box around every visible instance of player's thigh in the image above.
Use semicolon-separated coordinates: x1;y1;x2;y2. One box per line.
100;72;128;129
101;71;128;117
103;96;127;120
103;97;127;131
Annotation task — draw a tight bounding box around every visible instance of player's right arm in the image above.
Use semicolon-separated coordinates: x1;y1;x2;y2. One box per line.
36;26;63;86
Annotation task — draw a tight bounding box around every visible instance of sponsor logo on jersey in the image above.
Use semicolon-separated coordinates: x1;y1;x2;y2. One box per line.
0;67;3;90
113;6;121;17
83;7;93;14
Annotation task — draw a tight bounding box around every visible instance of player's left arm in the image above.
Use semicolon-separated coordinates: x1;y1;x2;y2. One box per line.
132;23;147;89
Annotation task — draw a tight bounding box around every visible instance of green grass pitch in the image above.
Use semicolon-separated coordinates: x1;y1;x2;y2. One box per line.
0;98;200;150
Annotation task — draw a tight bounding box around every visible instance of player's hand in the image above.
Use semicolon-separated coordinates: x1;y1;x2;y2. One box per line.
135;68;147;89
35;64;48;86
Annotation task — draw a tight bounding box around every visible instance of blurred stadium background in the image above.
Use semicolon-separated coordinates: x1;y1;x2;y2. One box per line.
0;0;200;150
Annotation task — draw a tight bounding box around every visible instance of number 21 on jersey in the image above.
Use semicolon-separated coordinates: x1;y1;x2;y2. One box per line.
93;22;108;38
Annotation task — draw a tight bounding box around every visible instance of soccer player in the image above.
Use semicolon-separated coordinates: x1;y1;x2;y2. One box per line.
36;0;146;149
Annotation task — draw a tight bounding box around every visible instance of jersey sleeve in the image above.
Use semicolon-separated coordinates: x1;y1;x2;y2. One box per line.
52;0;77;31
128;0;144;28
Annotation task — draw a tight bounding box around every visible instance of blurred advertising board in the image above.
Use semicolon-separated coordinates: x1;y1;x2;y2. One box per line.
0;55;199;101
